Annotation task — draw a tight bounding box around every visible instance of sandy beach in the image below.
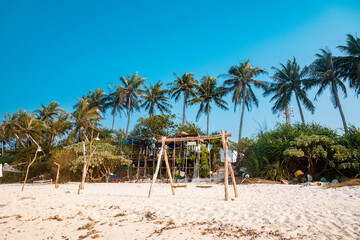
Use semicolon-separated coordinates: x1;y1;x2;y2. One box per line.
0;182;359;240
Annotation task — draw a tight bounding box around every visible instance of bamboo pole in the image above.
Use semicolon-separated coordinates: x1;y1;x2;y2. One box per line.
158;133;232;143
148;137;165;198
225;131;238;198
221;130;229;201
163;145;175;195
54;162;60;189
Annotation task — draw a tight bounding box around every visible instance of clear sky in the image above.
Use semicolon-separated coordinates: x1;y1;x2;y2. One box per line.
1;0;360;140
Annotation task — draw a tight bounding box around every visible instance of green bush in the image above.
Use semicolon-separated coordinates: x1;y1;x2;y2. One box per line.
246;123;360;181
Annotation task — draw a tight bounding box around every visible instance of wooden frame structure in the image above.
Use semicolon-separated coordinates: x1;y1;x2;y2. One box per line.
148;130;238;201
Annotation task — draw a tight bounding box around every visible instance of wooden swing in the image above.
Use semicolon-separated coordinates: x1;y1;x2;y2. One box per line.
148;130;238;201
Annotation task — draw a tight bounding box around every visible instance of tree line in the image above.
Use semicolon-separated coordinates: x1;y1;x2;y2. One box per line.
0;33;359;155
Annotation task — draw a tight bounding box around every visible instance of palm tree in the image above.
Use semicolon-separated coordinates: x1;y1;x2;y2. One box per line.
15;110;45;147
115;72;146;138
108;85;126;130
140;81;171;117
74;88;109;115
219;59;267;142
68;99;103;190
168;72;199;124
265;57;315;124
189;76;228;136
337;34;360;96
306;48;348;131
68;99;103;144
49;113;72;146
34;101;63;125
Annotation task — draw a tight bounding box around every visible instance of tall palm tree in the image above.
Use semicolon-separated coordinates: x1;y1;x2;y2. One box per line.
68;99;103;144
49;113;72;146
74;88;109;115
219;59;267;142
15;110;45;147
265;57;315;124
189;76;228;136
115;72;146;138
108;85;126;130
306;48;348;131
168;72;199;124
34;101;63;125
337;33;360;96
140;81;171;117
68;99;103;189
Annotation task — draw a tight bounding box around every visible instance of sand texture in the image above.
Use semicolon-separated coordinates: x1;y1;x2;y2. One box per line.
0;182;359;239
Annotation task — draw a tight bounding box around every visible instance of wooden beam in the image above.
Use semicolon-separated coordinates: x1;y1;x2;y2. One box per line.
148;137;165;198
163;146;175;195
158;133;232;143
221;130;229;201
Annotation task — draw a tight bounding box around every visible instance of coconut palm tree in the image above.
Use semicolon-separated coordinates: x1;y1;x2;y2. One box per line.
264;57;315;124
68;99;103;144
108;85;126;130
219;59;267;142
74;88;109;115
115;72;146;138
140;81;171;117
49;113;72;146
306;48;348;131
337;33;360;96
189;76;228;136
168;72;199;124
34;101;63;125
15;110;45;147
68;99;103;190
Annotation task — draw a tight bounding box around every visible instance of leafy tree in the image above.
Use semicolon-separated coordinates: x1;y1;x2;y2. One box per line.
168;72;199;124
140;81;171;117
337;34;360;96
66;141;132;182
306;48;348;131
265;58;315;124
189;76;228;136
175;122;204;136
74;88;109;115
114;72;146;138
130;114;177;138
219;59;267;142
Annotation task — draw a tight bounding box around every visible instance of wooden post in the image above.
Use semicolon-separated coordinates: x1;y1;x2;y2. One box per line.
54;162;60;189
225;131;238;198
144;146;148;177
136;147;142;181
148;137;165;198
221;130;229;201
163;145;175;195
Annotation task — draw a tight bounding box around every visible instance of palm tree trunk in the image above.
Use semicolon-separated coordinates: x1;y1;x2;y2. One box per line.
239;87;246;142
206;103;210;136
332;81;348;131
183;92;187;125
1;141;4;156
80;140;87;189
125;96;131;138
112;110;116;130
294;90;305;124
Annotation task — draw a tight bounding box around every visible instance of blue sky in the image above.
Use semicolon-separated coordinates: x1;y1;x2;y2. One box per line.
1;0;360;140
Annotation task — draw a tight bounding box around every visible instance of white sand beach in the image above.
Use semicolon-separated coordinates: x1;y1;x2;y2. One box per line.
0;182;359;240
